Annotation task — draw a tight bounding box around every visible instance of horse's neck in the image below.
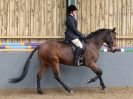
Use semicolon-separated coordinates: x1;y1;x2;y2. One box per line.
87;34;105;50
88;39;104;50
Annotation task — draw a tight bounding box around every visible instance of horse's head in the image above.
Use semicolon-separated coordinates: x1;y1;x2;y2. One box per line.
104;28;117;49
85;28;117;50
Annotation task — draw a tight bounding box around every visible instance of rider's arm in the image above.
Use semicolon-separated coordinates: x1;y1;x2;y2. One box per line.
67;17;83;38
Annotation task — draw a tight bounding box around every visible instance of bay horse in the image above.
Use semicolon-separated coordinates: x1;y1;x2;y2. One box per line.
10;28;117;94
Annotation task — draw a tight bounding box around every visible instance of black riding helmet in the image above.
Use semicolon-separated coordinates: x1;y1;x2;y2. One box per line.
67;5;78;14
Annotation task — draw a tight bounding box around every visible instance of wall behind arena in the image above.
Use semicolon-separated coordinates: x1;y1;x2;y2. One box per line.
0;52;133;89
0;0;133;46
0;0;66;42
77;0;133;47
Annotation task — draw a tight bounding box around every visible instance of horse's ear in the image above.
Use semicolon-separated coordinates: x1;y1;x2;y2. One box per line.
112;28;116;32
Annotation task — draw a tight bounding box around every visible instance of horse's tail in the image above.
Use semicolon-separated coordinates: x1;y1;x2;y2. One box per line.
9;46;40;83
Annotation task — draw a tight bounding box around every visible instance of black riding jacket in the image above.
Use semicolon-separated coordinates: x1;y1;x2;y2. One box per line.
65;15;83;41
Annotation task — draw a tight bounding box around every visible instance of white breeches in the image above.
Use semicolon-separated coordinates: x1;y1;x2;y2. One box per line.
72;39;83;49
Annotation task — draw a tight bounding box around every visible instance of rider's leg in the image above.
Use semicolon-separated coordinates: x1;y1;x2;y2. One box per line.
72;39;84;66
72;39;83;49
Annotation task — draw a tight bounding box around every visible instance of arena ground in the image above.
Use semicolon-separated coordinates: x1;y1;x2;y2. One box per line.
0;87;133;99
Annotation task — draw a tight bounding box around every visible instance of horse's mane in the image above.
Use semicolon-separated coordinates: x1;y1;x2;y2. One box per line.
86;28;111;38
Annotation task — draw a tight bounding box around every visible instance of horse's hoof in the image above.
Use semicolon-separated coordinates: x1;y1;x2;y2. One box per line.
86;79;94;84
67;89;74;94
101;88;107;93
102;86;106;90
37;90;45;95
87;80;92;84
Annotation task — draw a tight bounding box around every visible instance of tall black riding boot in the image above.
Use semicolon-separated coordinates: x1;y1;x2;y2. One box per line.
74;47;84;66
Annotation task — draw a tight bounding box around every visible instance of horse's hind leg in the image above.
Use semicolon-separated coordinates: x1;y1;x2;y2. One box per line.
52;63;73;93
37;63;48;95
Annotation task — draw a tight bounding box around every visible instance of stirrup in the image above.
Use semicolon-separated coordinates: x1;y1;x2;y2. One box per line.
74;58;80;66
77;61;80;66
78;58;84;66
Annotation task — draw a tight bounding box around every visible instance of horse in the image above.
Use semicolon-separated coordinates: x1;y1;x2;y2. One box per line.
10;28;117;95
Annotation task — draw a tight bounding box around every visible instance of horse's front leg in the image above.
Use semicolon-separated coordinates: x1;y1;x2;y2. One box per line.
86;63;106;90
99;76;106;90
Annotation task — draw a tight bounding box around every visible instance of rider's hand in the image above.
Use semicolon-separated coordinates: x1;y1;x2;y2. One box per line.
81;36;84;40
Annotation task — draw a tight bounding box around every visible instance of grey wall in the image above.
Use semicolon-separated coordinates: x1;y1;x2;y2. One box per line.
0;52;133;89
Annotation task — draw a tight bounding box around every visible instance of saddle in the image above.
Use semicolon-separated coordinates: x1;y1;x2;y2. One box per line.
63;40;86;66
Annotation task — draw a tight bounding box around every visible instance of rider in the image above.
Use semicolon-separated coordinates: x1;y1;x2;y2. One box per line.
65;5;84;66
